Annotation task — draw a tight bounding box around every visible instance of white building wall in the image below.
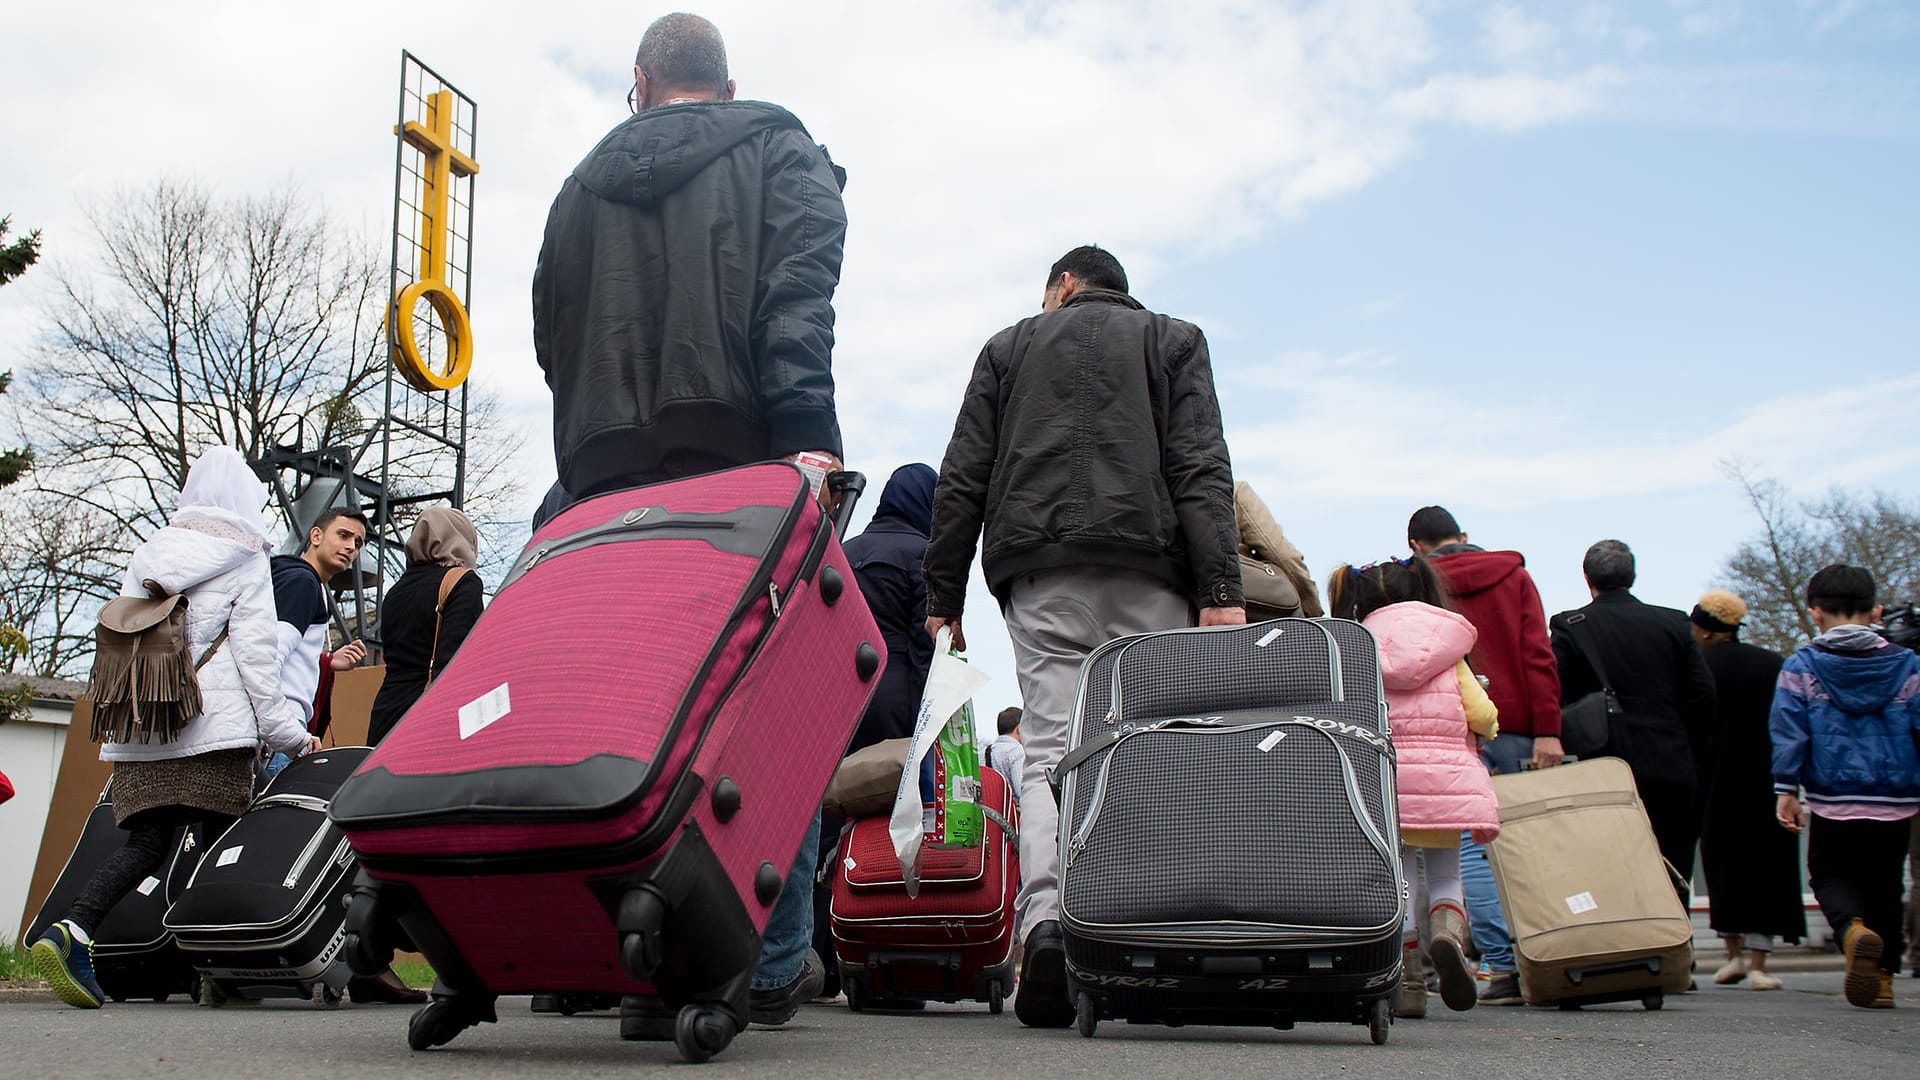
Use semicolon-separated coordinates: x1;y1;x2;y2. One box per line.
0;702;73;942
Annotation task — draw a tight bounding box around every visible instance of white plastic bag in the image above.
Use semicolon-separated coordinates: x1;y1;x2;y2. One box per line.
888;626;990;897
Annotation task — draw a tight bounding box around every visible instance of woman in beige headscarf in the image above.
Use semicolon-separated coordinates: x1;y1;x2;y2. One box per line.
1234;481;1324;619
367;507;482;745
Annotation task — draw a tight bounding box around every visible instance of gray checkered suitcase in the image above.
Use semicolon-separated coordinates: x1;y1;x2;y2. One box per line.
1054;618;1405;1043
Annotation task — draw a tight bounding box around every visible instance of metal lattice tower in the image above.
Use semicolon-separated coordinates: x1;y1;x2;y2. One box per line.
260;51;477;645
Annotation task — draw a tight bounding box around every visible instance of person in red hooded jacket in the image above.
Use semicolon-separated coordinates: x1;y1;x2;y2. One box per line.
1407;505;1563;1006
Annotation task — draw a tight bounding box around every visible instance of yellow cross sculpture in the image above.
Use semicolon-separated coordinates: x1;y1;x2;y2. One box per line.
390;90;480;392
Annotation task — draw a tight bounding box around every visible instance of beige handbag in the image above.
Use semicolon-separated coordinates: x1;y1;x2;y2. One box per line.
822;737;912;818
1234;481;1323;618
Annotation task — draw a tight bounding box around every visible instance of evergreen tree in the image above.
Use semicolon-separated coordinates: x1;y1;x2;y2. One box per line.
0;214;41;488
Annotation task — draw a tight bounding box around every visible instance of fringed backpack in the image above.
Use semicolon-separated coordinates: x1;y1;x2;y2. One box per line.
87;579;230;744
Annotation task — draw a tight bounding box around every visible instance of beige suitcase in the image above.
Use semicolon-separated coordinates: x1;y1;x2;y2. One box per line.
1486;758;1694;1009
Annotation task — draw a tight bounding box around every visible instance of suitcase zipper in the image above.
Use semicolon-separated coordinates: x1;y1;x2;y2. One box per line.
283;819;333;889
512;518;740;581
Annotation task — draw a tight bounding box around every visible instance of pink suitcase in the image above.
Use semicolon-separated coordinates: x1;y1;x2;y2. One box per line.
330;464;882;1062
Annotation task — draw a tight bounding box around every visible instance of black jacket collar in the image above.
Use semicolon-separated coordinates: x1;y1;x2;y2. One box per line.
1062;289;1143;312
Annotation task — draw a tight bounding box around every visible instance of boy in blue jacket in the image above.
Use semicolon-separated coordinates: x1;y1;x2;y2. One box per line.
1772;564;1920;1009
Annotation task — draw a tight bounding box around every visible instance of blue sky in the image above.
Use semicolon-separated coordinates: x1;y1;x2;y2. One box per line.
3;1;1916;713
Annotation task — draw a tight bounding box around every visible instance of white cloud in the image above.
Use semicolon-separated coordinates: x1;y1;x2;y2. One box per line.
1223;355;1920;509
1672;0;1746;37
1389;68;1618;132
0;0;1633;532
1483;5;1561;65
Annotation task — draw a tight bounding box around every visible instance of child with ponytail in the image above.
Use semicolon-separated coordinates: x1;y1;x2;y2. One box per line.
1328;556;1499;1018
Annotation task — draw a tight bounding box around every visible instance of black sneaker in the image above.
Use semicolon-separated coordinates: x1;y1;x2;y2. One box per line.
750;948;826;1026
1014;921;1074;1028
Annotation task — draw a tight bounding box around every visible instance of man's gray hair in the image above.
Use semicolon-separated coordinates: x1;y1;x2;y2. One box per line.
1582;539;1636;592
636;13;729;96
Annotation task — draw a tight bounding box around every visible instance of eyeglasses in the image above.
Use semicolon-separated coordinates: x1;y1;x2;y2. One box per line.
627;82;638;115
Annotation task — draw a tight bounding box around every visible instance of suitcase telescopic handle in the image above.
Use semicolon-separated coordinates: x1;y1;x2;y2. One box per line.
826;471;867;537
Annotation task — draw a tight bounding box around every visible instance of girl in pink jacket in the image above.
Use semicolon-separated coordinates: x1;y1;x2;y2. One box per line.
1328;557;1499;1018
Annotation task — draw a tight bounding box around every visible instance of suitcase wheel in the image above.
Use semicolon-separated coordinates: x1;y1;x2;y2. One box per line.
1075;993;1099;1039
199;976;229;1007
1642;993;1663;1011
673;1003;740;1064
1367;998;1391;1045
844;979;866;1013
312;982;343;1009
988;980;1004;1015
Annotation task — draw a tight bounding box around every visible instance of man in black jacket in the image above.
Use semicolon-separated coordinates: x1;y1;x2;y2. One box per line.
531;13;846;1031
533;12;848;500
1551;539;1716;900
924;245;1244;1027
270;509;426;1005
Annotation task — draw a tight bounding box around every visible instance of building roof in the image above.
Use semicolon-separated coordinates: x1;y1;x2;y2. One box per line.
2;674;87;703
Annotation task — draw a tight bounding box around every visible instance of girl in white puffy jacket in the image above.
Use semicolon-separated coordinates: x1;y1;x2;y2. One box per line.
32;448;316;1010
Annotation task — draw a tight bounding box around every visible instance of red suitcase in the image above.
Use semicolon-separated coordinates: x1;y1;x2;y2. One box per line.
829;767;1018;1013
330;464;882;1063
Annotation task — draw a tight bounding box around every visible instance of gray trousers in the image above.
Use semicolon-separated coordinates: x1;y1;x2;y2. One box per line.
1002;566;1192;936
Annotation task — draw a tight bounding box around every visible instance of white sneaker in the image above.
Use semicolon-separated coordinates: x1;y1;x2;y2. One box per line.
1747;971;1783;991
1712;957;1748;985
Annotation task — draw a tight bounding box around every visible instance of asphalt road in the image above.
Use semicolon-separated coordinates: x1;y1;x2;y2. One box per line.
2;971;1914;1079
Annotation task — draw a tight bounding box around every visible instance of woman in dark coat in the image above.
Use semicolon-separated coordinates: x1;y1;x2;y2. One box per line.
1694;589;1805;990
367;507;483;745
811;462;938;1000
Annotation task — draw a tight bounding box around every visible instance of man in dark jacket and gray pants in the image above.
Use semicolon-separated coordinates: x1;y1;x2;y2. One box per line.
924;245;1244;1027
531;12;847;1032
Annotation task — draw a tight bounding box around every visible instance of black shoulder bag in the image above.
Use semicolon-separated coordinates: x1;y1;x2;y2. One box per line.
1557;612;1622;759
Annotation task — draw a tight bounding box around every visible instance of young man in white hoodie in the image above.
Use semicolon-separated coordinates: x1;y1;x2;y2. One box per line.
32;449;316;1010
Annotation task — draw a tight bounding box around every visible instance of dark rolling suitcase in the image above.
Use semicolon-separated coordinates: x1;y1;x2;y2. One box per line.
163;747;371;1007
26;782;203;1003
1054;618;1404;1043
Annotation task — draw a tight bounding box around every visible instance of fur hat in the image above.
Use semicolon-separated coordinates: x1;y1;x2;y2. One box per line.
1691;589;1747;634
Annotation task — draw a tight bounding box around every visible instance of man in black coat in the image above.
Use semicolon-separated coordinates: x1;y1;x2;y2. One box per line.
924;245;1244;1027
533;12;849;501
1551;540;1716;900
531;12;848;1030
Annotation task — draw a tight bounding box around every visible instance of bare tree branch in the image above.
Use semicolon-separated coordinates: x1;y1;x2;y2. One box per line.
1716;460;1920;654
5;179;523;675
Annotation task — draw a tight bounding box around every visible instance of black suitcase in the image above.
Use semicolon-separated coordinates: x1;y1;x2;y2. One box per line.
25;782;204;1003
1054;618;1404;1043
163;747;370;1007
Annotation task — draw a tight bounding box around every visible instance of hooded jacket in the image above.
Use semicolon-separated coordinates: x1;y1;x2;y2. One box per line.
843;463;938;749
101;524;311;762
1365;602;1501;843
1771;624;1920;815
533;100;848;496
271;555;330;730
1428;546;1561;738
924;289;1241;614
